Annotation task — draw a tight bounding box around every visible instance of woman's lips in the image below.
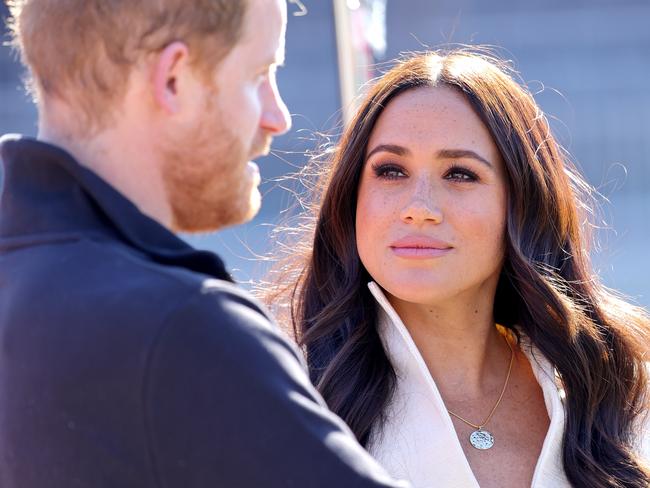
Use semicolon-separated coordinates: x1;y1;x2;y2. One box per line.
391;247;453;258
389;236;453;259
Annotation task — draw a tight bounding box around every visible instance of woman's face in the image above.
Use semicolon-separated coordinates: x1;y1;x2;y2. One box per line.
355;86;508;306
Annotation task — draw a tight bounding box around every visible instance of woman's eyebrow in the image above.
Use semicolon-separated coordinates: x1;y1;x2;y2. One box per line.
366;145;493;169
437;149;492;168
366;144;410;160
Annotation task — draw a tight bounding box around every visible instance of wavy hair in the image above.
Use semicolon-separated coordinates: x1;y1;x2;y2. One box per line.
263;50;649;487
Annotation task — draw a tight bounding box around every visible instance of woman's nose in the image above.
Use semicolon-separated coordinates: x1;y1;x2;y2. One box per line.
399;179;443;224
399;198;443;224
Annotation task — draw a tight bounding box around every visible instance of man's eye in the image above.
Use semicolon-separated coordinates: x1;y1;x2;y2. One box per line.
372;163;406;180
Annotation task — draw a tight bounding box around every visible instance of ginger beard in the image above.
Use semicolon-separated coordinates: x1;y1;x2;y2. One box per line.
161;94;268;233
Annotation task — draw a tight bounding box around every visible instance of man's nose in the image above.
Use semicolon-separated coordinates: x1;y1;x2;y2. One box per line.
260;78;292;135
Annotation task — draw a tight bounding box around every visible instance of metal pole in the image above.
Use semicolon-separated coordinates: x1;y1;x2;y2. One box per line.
333;0;357;125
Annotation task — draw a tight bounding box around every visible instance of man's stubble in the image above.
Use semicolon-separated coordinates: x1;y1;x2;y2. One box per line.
161;96;264;233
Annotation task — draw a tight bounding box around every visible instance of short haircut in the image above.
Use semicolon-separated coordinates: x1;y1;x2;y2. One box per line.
7;0;248;132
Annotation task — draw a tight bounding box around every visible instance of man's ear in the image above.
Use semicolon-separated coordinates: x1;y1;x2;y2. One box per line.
152;41;191;114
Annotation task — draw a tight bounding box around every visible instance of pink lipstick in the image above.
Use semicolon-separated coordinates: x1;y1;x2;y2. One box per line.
389;235;453;259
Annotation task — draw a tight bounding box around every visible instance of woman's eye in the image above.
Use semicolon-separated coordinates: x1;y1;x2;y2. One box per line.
444;166;478;182
372;163;406;180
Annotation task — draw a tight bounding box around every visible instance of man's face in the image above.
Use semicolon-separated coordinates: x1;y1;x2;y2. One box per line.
162;0;291;233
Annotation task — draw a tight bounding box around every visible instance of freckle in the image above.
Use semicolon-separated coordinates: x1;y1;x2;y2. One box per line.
474;309;478;314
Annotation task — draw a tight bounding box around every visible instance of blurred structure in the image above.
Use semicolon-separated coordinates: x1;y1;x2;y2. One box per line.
334;0;387;122
0;3;37;136
1;1;648;305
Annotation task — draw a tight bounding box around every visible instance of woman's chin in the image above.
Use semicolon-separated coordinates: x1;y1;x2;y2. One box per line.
377;279;453;306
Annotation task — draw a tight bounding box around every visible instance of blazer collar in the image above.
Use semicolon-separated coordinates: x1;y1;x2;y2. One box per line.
366;281;572;488
366;281;562;397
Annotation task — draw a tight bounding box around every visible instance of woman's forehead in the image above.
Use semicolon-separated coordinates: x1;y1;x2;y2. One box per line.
367;86;497;156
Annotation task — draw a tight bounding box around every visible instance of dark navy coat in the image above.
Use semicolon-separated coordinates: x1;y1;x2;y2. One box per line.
0;135;407;488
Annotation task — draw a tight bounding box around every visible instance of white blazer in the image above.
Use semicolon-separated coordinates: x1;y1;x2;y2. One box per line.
366;282;649;488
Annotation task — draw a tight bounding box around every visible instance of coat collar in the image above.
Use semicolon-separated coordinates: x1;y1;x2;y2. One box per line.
366;281;564;410
0;134;232;281
366;281;572;487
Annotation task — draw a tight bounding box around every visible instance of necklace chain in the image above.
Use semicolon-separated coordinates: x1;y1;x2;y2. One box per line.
446;333;515;431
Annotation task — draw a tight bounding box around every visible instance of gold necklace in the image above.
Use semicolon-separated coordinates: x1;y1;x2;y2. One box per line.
446;333;515;450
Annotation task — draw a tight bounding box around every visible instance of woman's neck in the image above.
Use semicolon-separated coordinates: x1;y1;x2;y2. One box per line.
388;291;512;402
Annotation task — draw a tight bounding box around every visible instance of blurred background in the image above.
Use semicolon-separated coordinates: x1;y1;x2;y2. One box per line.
1;0;648;306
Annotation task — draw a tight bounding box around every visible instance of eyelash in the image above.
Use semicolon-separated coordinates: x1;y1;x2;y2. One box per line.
372;163;404;180
446;165;479;182
371;163;479;182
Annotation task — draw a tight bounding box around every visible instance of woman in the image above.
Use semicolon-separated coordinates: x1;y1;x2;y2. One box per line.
265;50;649;487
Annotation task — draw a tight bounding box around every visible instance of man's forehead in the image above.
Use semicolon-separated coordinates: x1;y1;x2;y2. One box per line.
244;0;287;28
240;0;287;61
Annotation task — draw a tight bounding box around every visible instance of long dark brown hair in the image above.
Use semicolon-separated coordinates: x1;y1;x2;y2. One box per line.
263;50;649;487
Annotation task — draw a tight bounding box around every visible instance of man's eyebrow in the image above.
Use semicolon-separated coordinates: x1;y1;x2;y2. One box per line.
365;144;411;160
266;57;284;69
260;49;285;68
259;58;284;73
437;149;492;168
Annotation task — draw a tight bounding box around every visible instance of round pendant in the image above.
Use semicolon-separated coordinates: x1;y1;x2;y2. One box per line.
469;429;494;450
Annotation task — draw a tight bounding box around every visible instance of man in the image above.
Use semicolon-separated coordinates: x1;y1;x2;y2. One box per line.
0;1;409;486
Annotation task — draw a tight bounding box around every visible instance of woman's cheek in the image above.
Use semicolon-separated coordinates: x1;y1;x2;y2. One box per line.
462;200;507;263
357;187;390;271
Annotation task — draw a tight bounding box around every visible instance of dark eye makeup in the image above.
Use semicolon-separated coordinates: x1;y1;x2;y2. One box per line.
371;162;406;180
444;165;479;182
370;162;479;183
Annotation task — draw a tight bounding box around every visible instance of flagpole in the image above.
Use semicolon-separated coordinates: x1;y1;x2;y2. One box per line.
333;0;357;125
